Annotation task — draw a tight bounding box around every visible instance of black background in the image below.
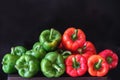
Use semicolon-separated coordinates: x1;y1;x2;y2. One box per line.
0;0;120;80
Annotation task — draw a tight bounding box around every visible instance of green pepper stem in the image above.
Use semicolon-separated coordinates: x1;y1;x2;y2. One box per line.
49;28;54;40
94;59;102;70
72;29;78;40
52;64;61;72
62;51;72;59
11;47;14;55
72;57;80;69
106;56;112;64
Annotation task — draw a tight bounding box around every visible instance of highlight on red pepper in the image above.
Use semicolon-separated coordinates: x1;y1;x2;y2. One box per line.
99;49;118;69
87;55;109;77
65;54;87;77
77;41;96;60
62;27;86;52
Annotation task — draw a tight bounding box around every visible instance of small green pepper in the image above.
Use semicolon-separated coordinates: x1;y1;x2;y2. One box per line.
15;55;39;78
41;51;65;78
1;53;19;74
32;42;46;60
39;28;61;51
11;46;27;56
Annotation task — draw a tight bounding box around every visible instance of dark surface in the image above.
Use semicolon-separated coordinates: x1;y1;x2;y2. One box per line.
0;0;120;80
8;74;108;80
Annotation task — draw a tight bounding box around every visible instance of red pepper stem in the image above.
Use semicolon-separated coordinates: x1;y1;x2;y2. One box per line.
49;28;54;40
94;59;102;70
52;64;61;72
106;56;113;64
62;51;72;59
72;57;80;69
72;29;78;40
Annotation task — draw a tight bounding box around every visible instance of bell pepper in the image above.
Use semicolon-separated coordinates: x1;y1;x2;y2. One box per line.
77;41;96;60
62;27;86;51
25;50;41;60
99;49;118;69
39;28;61;51
1;53;19;74
88;55;109;77
11;46;27;56
65;54;87;77
25;42;46;60
41;51;65;78
15;55;39;78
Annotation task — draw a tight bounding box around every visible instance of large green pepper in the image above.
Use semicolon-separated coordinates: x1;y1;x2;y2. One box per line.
41;51;65;78
1;53;19;74
39;28;61;51
11;46;27;56
15;55;39;78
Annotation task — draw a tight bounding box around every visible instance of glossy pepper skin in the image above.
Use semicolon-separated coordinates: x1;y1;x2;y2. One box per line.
65;54;87;77
99;49;118;69
62;27;86;51
25;42;46;60
2;54;19;74
39;28;61;51
11;46;27;56
15;55;39;78
88;55;109;77
25;50;41;60
41;52;65;78
77;41;96;60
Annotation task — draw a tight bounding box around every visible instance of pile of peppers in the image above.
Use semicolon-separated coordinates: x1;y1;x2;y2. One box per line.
1;27;119;78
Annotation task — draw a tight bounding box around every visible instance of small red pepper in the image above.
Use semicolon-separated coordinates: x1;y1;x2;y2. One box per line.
88;55;109;77
77;41;96;60
62;27;86;51
65;54;87;77
99;49;118;69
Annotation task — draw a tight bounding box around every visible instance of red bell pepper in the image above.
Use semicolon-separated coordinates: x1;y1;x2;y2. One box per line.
62;27;86;51
99;49;118;69
77;41;96;60
65;54;87;77
88;55;109;77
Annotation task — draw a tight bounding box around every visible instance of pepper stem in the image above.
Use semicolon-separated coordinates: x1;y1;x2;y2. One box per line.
77;46;86;54
11;47;15;55
106;56;112;64
52;64;61;72
94;59;102;70
49;28;54;40
72;57;80;69
78;48;83;54
72;29;78;40
62;51;72;59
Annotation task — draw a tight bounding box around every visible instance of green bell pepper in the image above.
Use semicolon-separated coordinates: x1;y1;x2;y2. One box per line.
41;51;65;78
32;42;46;60
1;53;19;74
15;55;39;78
39;28;61;51
11;46;27;56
